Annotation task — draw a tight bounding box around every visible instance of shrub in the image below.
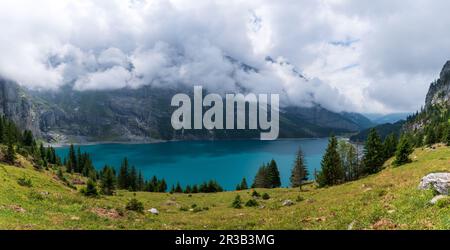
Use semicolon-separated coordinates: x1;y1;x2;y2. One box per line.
80;178;99;197
125;198;144;213
116;207;125;216
436;198;450;209
262;193;270;200
245;199;259;207
376;189;387;197
179;206;189;211
232;195;243;209
17;177;33;187
251;190;260;198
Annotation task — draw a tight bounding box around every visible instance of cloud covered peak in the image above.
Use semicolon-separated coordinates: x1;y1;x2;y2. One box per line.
1;0;449;113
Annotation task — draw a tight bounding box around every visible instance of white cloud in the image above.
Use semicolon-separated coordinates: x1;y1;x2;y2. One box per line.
0;0;449;113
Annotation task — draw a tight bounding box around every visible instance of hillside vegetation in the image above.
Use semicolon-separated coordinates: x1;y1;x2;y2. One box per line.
1;145;450;230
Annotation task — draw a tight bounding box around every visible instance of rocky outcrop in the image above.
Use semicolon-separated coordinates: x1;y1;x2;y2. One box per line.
282;200;294;206
425;61;450;108
418;173;450;195
0;78;41;137
402;60;450;135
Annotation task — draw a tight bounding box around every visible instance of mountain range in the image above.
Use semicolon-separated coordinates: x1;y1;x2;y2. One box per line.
5;58;450;144
363;113;411;124
0;55;375;143
0;77;374;143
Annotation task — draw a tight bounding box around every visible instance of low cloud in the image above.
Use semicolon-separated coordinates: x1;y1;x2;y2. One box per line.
0;0;449;113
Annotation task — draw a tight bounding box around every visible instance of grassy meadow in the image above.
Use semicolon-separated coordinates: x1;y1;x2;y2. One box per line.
1;145;450;230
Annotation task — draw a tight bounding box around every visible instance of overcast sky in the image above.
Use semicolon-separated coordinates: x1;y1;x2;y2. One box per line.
0;0;449;114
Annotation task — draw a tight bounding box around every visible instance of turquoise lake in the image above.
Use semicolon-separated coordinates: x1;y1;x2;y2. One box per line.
55;138;329;190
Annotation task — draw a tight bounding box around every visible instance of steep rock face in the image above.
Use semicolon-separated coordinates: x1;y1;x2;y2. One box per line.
400;60;450;135
30;85;179;142
425;61;450;108
0;78;41;137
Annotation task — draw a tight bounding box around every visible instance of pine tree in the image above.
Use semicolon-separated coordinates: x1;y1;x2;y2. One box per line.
191;184;198;193
184;185;192;193
137;171;144;191
199;182;208;192
67;144;77;173
425;128;436;146
147;175;158;192
267;159;281;188
79;153;94;178
82;178;99;197
239;177;248;190
393;135;414;166
363;129;384;175
383;133;398;160
175;182;183;193
158;178;167;193
252;163;269;188
129;166;138;191
5;140;16;164
317;135;344;187
232;195;243;209
76;147;82;173
57;166;64;180
206;180;223;192
39;143;46;162
290;147;308;188
118;158;129;189
100;166;116;195
442;125;450;146
22;130;34;147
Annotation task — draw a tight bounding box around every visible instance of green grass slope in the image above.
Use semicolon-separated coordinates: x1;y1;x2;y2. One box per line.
1;145;450;230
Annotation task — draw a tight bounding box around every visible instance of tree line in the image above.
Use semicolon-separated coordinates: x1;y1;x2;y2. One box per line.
0;116;60;168
235;148;309;190
406;105;450;147
83;156;224;196
316;130;413;187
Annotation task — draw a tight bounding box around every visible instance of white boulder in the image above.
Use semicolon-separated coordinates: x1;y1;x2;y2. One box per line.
282;200;294;206
148;208;159;215
418;173;450;195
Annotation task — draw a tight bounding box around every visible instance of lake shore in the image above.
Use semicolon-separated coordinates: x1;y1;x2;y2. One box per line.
48;137;333;148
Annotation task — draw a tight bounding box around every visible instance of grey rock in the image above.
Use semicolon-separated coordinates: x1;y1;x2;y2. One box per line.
430;195;447;205
282;200;294;206
418;173;450;195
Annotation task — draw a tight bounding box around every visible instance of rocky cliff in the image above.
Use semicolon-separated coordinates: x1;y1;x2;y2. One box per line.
0;78;41;137
425;61;450;108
